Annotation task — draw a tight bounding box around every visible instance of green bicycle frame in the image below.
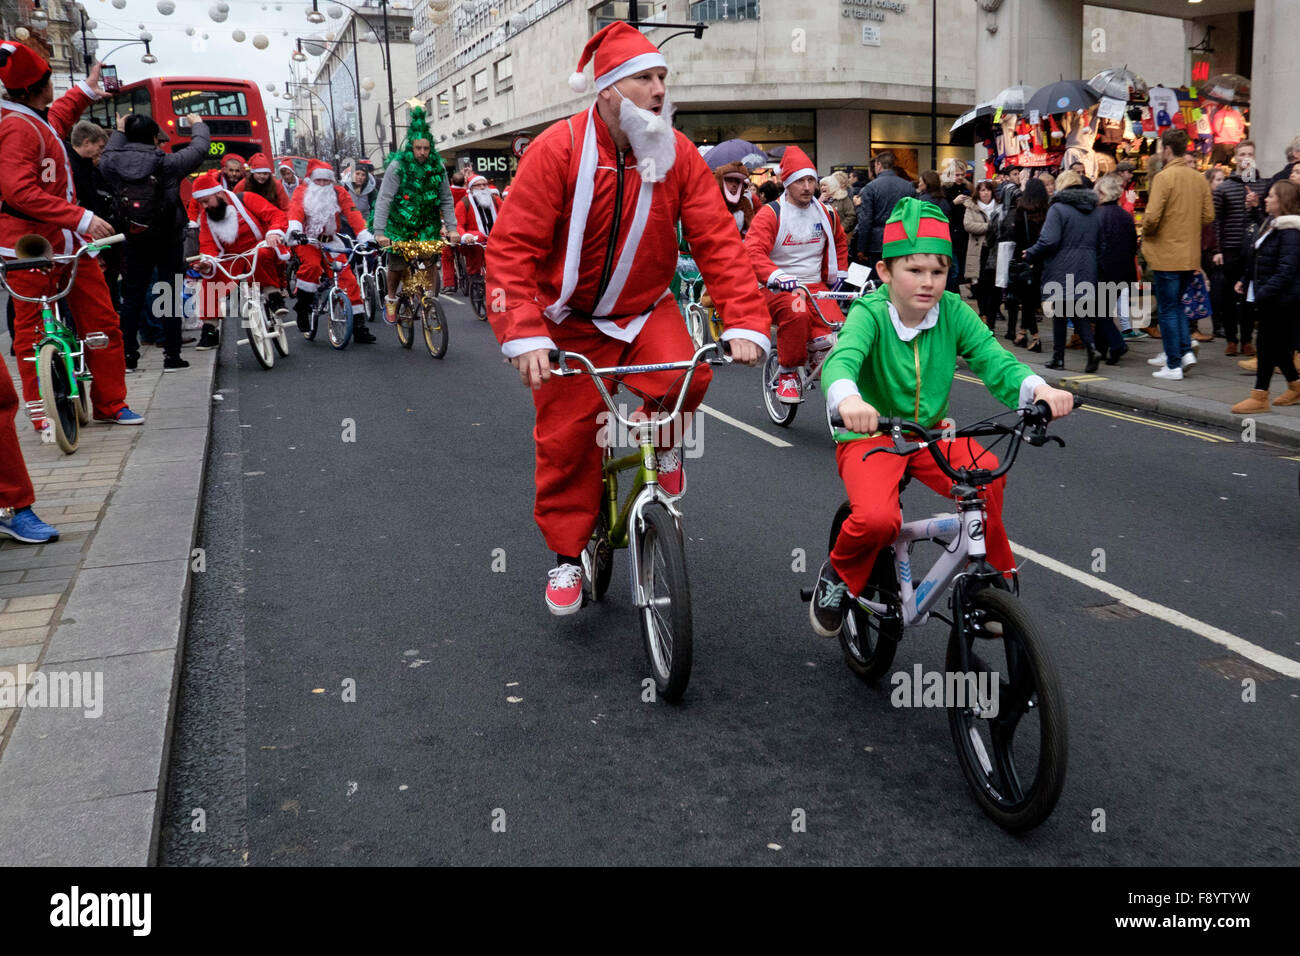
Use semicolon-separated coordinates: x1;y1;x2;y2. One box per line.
35;301;86;401
599;437;661;552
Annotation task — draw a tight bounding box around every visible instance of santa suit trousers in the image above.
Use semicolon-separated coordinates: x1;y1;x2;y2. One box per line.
441;246;457;288
765;284;843;368
8;262;128;421
0;364;37;510
460;234;487;276
197;248;284;320
830;435;1013;596
533;298;712;558
293;245;364;313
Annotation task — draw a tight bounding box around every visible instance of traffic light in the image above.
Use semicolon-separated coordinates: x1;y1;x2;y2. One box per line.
288;116;296;130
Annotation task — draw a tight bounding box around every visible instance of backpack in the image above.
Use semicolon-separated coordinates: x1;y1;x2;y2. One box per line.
116;171;164;234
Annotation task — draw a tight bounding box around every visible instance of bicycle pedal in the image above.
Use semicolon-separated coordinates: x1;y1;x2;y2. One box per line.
83;332;110;349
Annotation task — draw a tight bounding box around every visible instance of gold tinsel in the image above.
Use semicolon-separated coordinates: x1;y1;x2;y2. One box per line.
391;239;446;296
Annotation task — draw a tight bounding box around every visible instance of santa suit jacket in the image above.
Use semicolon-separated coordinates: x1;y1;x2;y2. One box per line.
287;182;371;242
198;189;288;256
456;191;501;238
0;80;100;257
484;106;770;357
744;197;848;287
235;177;291;212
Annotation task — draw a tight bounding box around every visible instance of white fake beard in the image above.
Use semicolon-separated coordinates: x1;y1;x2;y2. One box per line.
783;199;821;243
472;189;493;209
620;88;676;183
207;200;240;247
722;175;747;205
303;182;340;236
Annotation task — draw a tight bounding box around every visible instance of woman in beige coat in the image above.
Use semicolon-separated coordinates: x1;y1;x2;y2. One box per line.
954;179;1003;328
820;173;857;245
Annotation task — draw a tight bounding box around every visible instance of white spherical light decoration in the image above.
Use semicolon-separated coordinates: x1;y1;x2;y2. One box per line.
209;6;228;23
14;26;29;41
409;29;424;45
252;34;269;50
185;26;195;36
156;0;175;14
361;77;374;91
85;18;97;29
508;13;526;31
202;32;210;40
139;30;153;42
217;1;229;11
112;0;126;9
266;82;277;92
327;3;343;18
232;29;245;42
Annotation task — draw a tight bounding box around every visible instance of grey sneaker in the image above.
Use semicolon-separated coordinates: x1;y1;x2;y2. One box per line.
809;559;849;638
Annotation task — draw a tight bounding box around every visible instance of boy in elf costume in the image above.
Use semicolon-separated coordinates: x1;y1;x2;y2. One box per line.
808;198;1075;636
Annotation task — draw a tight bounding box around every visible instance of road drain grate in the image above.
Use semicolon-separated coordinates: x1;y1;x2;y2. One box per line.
1200;656;1280;683
1083;601;1144;620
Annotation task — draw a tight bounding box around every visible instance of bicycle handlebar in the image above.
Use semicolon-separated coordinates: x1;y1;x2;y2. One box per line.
0;234;126;303
545;341;730;433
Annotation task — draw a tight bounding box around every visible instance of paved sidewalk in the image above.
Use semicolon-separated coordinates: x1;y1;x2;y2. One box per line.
0;342;215;865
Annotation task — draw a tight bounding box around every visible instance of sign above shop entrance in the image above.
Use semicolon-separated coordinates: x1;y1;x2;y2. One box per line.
842;0;907;22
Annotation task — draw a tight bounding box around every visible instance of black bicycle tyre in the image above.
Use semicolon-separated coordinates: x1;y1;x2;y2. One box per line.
761;349;797;427
38;342;78;454
946;588;1068;833
469;275;487;319
395;294;415;348
637;502;693;702
327;288;353;350
422;296;449;359
582;507;615;604
827;501;900;682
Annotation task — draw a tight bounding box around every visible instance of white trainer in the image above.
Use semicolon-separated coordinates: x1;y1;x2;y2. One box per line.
1181;351;1197;369
1152;365;1184;380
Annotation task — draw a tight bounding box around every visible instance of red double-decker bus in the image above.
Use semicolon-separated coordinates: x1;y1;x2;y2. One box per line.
83;76;272;200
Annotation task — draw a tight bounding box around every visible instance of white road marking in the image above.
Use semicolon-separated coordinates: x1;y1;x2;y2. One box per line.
1012;542;1300;680
442;294;464;305
698;403;792;448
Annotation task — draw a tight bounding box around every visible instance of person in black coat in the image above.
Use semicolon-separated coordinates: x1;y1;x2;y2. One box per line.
999;177;1048;352
855;150;916;271
1230;180;1300;413
1093;173;1137;364
1024;170;1103;371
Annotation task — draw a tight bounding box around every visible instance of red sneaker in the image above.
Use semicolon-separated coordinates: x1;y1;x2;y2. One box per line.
656;449;685;497
776;372;801;404
545;563;584;616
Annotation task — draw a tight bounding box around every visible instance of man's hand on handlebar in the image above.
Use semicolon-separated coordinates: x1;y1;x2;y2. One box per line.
727;338;762;367
511;348;553;389
768;272;799;292
837;395;879;435
86;216;115;241
1032;384;1075;421
376;234;391;248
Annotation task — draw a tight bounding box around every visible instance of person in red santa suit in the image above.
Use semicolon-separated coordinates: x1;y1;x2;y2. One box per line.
236;152;291;211
743;146;849;404
286;159;376;343
0;41;141;426
441;167;469;288
454;174;500;276
191;169;289;343
485;22;770;616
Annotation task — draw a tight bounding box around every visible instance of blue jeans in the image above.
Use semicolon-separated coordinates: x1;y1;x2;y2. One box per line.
1153;270;1193;369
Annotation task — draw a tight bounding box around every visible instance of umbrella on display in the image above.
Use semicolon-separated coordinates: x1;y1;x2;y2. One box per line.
1025;79;1100;118
1202;74;1250;104
1088;68;1148;103
949;84;1034;135
765;145;787;161
703;138;767;171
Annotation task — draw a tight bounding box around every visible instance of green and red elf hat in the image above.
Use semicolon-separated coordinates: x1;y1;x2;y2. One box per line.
882;196;952;259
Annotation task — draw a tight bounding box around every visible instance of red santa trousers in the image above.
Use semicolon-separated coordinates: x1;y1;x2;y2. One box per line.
459;237;486;276
765;284;843;368
441;246;456;288
8;262;127;420
0;364;37;511
830;435;1013;596
197;248;284;320
293;245;363;313
533;297;712;558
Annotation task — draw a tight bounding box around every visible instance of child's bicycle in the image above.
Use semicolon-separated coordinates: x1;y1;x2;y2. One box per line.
547;341;730;701
0;233;125;454
287;233;371;350
187;239;289;370
355;240;388;327
760;279;871;437
389;239;450;358
806;400;1077;832
454;235;489;320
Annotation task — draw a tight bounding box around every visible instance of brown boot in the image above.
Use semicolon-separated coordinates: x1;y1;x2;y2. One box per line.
1242;342;1255;356
1067;332;1083;349
1146;325;1161;339
1231;389;1271;414
1224;342;1238;356
1238;356;1258;372
1192;330;1214;342
1273;380;1300;406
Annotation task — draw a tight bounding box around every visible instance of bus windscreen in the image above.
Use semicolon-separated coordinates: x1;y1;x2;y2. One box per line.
171;89;248;116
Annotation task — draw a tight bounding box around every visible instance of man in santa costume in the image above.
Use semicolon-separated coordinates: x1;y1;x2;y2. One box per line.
0;41;141;426
454;174;500;276
743;145;849;403
485;21;769;616
191;169;288;342
286;158;376;343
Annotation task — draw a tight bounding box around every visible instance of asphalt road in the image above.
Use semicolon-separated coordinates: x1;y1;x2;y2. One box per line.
161;293;1300;866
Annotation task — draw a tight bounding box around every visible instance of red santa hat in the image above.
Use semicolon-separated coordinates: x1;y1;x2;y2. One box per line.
779;146;817;188
277;158;296;172
307;158;334;182
466;174;488;189
0;40;49;91
191;170;226;199
567;21;666;94
247;153;273;174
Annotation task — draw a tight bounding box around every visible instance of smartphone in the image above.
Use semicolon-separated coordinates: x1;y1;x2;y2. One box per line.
102;65;120;94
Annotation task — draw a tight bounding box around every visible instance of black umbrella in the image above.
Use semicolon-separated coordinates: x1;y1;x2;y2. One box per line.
1203;74;1250;104
1025;79;1100;118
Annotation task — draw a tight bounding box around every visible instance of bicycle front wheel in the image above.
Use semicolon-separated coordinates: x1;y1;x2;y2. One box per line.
327;288;353;350
245;301;275;369
761;350;797;427
946;587;1068;833
38;342;78;454
636;502;693;701
422;296;448;359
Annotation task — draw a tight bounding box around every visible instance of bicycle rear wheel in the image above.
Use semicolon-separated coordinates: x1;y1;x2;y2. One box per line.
637;502;693;701
827;501;899;682
946;588;1068;832
761;350;797;427
360;273;379;324
395;294;415;348
75;377;91;425
38;342;78;454
685;303;706;349
582;507;614;604
422;296;448;359
327;288;353;350
469;275;487;319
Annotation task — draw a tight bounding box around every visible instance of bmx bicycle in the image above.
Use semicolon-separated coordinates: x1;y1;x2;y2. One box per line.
188;239;290;369
388;239;450;358
288;233;372;350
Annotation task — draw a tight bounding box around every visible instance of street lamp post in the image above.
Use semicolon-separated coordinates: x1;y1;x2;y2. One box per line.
294;36;364;160
307;0;397;153
288;79;337;168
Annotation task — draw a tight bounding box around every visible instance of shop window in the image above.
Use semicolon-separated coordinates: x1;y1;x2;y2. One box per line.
494;55;513;94
472;70;489;105
453;81;468;112
688;0;759;20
